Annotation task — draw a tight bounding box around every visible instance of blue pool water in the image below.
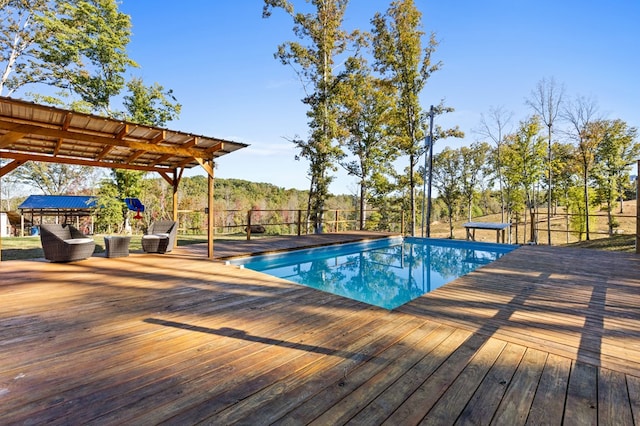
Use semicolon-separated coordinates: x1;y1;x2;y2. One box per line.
230;237;516;310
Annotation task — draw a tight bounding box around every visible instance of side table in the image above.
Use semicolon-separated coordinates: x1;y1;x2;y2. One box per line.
104;235;132;258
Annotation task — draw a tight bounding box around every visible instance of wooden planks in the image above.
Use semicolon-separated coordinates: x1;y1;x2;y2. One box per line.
1;235;640;424
398;245;640;377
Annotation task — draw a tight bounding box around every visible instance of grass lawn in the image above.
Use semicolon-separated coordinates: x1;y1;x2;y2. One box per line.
1;230;636;261
0;234;212;261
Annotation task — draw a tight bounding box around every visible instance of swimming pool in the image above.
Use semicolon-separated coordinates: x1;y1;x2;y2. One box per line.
229;237;516;310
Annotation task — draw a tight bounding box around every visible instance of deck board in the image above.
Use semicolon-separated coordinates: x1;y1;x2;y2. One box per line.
1;233;640;424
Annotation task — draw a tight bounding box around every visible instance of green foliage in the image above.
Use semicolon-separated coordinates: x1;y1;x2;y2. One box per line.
501;115;546;233
592;119;640;234
121;77;181;126
567;185;596;240
564;96;600;239
459;141;490;221
432;147;463;238
33;0;137;114
371;0;442;235
336;48;397;229
10;162;98;195
263;0;352;232
93;178;122;233
0;0;48;95
550;141;577;206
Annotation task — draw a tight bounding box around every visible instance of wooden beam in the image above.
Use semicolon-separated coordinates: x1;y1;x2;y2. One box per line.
0;119;210;159
636;160;639;254
149;153;173;167
177;157;197;168
53;138;63;156
116;124;129;139
0;131;26;147
125;150;146;164
157;171;174;186
61;112;73;130
151;130;166;144
206;142;224;154
184;137;198;148
207;159;214;259
96;145;114;160
156;168;183;196
2;152;172;174
172;169;179;228
0;158;25;177
194;157;214;178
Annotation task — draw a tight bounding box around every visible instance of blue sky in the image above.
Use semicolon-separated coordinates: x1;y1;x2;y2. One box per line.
118;1;640;195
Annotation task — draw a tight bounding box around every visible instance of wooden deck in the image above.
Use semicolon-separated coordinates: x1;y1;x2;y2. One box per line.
1;233;640;425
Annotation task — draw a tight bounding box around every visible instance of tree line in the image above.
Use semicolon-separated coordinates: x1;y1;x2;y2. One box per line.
435;106;638;241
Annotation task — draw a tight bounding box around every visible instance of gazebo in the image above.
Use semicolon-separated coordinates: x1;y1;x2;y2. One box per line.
18;195;98;235
0;96;248;261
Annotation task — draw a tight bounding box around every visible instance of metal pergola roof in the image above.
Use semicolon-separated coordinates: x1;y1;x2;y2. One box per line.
18;195;97;216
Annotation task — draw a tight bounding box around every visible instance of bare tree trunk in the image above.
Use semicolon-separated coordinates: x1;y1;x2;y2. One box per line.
409;154;416;236
448;206;454;238
583;169;590;240
607;199;613;236
359;183;366;230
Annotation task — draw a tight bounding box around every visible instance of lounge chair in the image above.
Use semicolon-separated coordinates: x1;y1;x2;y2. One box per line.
40;224;96;262
142;220;177;253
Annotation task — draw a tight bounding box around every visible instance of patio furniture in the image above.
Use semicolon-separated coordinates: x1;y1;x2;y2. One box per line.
40;224;96;262
142;220;177;253
104;235;132;258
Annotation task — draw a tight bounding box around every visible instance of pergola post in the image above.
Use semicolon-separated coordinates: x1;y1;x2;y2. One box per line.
173;168;179;224
0;152;2;261
207;159;215;259
636;160;640;254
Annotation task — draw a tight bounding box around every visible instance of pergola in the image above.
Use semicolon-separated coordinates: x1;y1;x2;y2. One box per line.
0;96;248;261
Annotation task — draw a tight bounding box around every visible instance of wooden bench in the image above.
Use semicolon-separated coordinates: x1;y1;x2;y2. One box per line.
463;222;511;243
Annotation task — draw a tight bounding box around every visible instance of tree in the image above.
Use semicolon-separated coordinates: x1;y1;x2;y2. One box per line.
93;177;121;233
567;185;595;241
526;77;564;244
10;162;98;195
592;119;639;235
371;0;441;236
32;0;137;114
336;50;396;230
121;77;181;125
476;105;512;222
263;0;352;233
432;147;462;238
502;116;546;243
551;141;578;210
563;96;599;240
459;141;490;221
0;0;48;95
